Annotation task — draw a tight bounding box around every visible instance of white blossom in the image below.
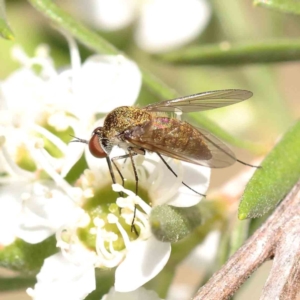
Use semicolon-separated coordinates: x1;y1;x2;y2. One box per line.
74;0;211;53
0;37;141;297
48;150;210;293
0;36;211;299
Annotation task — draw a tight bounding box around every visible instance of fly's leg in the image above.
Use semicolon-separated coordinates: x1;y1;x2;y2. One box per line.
111;155;128;198
128;147;145;235
110;148;145;236
156;153;206;197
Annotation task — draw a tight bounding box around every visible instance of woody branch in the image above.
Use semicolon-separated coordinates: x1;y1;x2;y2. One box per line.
193;180;300;300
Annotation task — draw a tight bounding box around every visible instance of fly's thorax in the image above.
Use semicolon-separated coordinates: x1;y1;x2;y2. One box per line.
103;106;152;138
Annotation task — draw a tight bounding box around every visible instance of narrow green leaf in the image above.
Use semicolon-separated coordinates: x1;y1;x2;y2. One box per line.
239;120;300;219
159;40;300;65
254;0;300;15
0;0;14;40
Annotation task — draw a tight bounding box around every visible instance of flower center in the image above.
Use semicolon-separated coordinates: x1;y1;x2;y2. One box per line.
77;181;151;254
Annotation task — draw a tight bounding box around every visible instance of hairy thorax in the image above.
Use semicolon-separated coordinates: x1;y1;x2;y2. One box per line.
103;106;152;139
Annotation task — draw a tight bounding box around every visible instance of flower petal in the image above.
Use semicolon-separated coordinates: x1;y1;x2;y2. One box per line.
16;181;82;244
74;0;138;31
0;183;23;246
74;55;141;115
147;155;210;207
135;0;211;53
167;162;210;207
115;236;171;292
1;68;46;119
28;252;95;300
60;142;85;178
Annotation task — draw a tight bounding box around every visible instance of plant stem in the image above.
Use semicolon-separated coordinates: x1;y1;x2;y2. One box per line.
193;180;300;299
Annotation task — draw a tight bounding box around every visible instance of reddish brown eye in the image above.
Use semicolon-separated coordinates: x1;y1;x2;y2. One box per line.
88;134;107;158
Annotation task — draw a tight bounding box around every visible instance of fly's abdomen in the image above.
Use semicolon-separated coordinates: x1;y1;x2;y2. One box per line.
143;117;212;160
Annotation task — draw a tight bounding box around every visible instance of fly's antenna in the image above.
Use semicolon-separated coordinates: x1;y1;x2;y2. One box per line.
69;135;88;144
236;159;261;169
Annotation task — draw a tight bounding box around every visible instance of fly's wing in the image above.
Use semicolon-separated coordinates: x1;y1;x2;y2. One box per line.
144;89;252;113
126;119;236;168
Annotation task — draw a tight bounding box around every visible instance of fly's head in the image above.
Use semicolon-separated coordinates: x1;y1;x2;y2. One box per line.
70;127;112;158
89;127;113;158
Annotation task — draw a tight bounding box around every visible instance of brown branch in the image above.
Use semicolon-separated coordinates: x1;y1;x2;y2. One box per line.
260;217;300;300
193;180;300;300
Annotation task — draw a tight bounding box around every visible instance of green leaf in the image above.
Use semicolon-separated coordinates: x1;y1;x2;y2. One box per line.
158;40;300;65
0;276;35;291
0;236;57;273
239;120;300;219
254;0;300;15
0;0;14;40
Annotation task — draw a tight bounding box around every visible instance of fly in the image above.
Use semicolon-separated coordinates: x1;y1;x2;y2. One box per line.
71;89;260;234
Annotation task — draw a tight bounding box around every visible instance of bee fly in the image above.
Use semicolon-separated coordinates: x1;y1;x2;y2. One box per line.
71;89;260;234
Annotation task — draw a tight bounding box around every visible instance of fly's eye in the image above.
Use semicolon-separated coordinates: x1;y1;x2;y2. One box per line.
88;134;107;158
92;127;102;135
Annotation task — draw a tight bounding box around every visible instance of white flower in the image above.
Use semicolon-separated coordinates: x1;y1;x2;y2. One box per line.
0;36;211;299
31;150;210;296
74;0;211;53
0;37;141;247
102;286;162;300
0;180;83;246
26;252;96;300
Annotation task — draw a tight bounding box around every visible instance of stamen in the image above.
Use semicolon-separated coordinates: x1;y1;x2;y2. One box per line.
134;210;150;231
116;197;135;210
29;142;77;202
62;31;81;77
108;234;119;254
120;209;135;225
0;144;34;179
93;217;105;228
77;212;91;228
112;183;135;197
107;213;131;249
95;229;116;260
134;196;151;215
31;124;68;156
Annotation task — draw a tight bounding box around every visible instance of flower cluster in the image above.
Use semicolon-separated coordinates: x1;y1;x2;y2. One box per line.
0;37;210;298
74;0;211;53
